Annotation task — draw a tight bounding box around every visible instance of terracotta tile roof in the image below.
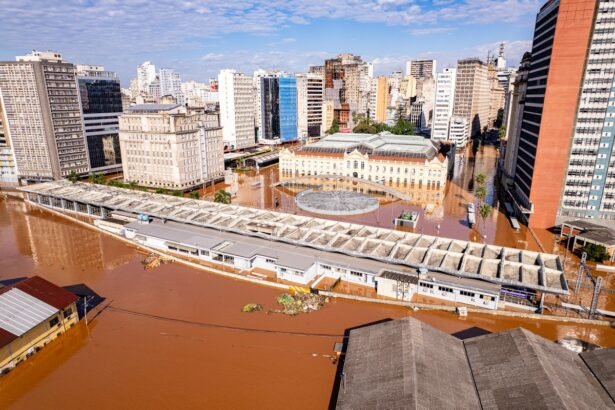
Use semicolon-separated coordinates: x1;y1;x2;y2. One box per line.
14;276;77;310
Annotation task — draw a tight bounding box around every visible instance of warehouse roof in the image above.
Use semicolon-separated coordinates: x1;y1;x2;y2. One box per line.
20;181;568;294
336;318;615;409
581;348;615;402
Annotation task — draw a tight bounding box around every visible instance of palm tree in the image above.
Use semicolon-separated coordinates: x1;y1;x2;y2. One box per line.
475;173;486;186
475;186;487;204
67;170;79;184
479;203;492;224
214;189;231;204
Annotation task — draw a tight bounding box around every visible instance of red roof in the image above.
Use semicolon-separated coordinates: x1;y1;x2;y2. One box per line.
13;276;78;310
0;328;17;347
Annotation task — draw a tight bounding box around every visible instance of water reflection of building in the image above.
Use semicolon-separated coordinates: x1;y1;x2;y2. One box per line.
24;209;105;274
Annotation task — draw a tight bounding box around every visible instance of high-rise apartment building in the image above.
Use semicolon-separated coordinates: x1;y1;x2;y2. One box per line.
488;64;505;126
0;51;89;181
369;76;388;123
448;117;469;149
119;104;223;189
218;69;255;150
324;53;371;129
406;59;437;80
76;65;123;173
511;0;615;228
297;73;324;138
400;76;417;99
260;75;298;144
0;100;17;184
159;68;184;105
137;61;156;94
502;53;531;182
432;68;457;142
453;58;490;137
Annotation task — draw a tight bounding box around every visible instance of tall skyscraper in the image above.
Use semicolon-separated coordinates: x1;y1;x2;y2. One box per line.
76;65;123;173
119;104;223;189
511;0;614;228
324;53;370;129
218;69;256;150
137;61;156;93
159;68;184;105
260;75;298;144
406;59;437;80
453;58;490;137
296;73;324;138
0;51;89;181
432;68;457;142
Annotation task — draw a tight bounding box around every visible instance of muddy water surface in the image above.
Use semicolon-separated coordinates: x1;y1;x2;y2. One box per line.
0;198;613;409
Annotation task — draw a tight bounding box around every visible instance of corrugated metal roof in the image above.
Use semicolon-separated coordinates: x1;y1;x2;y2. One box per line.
0;288;58;337
15;276;78;310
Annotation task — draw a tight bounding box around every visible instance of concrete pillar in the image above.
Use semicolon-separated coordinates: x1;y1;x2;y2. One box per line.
61;199;67;210
87;204;92;215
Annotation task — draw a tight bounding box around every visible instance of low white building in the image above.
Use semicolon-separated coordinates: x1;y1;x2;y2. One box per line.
119;104;223;190
279;132;448;190
448;116;469;149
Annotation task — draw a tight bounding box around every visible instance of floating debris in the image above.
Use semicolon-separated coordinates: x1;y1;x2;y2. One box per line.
141;254;173;270
241;303;263;313
272;292;328;316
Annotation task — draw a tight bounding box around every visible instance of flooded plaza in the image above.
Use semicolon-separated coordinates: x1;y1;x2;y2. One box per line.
0;192;614;409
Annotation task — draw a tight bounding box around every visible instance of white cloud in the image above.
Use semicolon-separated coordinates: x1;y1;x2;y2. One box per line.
410;27;454;36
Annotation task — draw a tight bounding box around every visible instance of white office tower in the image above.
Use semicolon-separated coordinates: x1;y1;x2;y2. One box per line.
218;69;256;150
432;68;457;141
448;116;469;148
296;73;324;139
159;68;184;105
359;62;373;114
137;61;156;93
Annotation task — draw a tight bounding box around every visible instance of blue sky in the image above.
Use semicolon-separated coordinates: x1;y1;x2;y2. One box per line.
0;0;541;85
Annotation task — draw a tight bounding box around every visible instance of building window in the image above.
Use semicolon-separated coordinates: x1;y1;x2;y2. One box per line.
200;250;210;256
320;264;331;270
49;317;60;328
459;290;475;297
265;258;276;263
350;270;363;278
438;286;453;293
63;307;73;318
420;282;434;289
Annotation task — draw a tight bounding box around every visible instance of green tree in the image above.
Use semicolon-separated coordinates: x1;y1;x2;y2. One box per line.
475;186;487;203
155;188;169;195
582;243;609;263
189;191;200;199
327;119;340;135
171;190;182;197
126;180;137;190
390;117;415;135
353;118;378;134
479;203;492;224
499;126;506;140
214;189;232;204
67;170;79;184
88;172;105;185
475;173;486;186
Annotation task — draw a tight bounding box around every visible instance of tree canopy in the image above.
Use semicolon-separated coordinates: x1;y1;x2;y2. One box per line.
214;189;232;204
582;243;609;263
327;118;340;135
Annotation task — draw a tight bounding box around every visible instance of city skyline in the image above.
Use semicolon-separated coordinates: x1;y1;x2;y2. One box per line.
0;0;541;84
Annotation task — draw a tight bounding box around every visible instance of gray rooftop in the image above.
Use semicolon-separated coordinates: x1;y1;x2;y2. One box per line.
337;318;615;410
337;317;481;410
581;348;615;403
562;219;615;246
299;132;440;160
20;181;568;294
126;103;182;113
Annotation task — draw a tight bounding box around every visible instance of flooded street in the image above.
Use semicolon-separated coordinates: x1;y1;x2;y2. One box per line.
0;196;614;409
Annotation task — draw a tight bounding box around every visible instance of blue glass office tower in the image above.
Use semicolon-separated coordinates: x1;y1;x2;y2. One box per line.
279;76;298;142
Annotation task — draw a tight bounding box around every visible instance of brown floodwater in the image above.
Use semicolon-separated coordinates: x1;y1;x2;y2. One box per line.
0;196;614;409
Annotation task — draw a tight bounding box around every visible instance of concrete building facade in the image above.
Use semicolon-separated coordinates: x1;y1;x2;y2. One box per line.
137;61;156;94
368;76;388;123
0;100;18;185
119;104;223;190
406;59;437;80
453;58;490;137
296;73;324;138
159;68;184;106
218;69;255;150
510;0;604;228
448;116;470;149
0;51;89;181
